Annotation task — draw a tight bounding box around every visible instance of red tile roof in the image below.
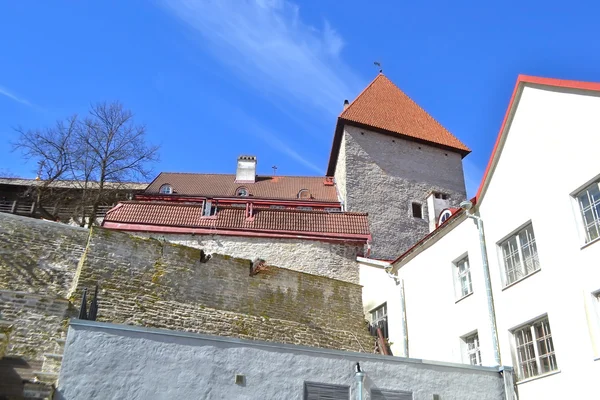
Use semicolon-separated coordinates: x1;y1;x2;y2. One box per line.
145;173;338;202
103;202;370;241
328;74;470;174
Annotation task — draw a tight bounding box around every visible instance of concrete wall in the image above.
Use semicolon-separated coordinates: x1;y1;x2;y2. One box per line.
57;320;510;400
135;232;364;284
72;227;373;352
337;125;467;260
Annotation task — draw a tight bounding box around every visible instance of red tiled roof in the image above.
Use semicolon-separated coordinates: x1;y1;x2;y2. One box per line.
103;202;370;240
145;173;338;202
328;74;470;174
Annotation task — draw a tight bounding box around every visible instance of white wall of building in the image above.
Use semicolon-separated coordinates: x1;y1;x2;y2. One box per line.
361;83;600;399
477;84;600;398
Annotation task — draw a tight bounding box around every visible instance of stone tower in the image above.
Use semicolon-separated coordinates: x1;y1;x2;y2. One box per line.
328;74;470;260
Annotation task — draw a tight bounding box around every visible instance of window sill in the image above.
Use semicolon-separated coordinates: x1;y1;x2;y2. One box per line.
581;236;600;250
515;369;561;385
455;292;473;304
502;268;542;291
594;356;600;362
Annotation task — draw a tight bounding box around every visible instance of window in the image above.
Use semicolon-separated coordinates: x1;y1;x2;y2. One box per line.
463;332;481;366
159;184;173;195
304;382;349;400
236;187;249;197
512;317;558;380
297;206;313;211
298;189;311;199
499;223;540;285
575;180;600;243
434;192;449;200
370;303;388;339
202;200;217;217
324;207;341;212
371;389;413;400
411;202;422;219
270;205;286;209
454;256;472;298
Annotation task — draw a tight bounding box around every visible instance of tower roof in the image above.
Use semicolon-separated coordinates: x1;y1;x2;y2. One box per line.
327;74;471;175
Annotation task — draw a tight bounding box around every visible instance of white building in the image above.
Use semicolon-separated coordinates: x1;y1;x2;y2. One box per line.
360;75;600;399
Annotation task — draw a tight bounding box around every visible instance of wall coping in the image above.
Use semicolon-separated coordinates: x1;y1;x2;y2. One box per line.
69;319;509;374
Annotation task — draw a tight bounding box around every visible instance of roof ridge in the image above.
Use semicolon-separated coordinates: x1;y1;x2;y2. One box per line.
340;73;385;118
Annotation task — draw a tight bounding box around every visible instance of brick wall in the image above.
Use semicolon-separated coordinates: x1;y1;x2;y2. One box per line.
72;228;373;352
135;233;364;284
337;125;467;259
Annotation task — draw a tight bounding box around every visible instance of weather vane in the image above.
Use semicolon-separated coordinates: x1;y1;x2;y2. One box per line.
374;61;382;73
272;165;278;175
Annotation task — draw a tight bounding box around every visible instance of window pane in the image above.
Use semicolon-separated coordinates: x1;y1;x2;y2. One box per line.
513;317;558;380
305;382;349;400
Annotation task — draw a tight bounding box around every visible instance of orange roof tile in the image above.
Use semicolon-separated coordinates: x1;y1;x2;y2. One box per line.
103;202;370;240
327;74;470;174
145;173;338;202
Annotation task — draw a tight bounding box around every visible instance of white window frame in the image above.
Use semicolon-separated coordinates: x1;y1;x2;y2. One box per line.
511;316;558;380
159;184;173;195
572;177;600;245
498;222;540;286
370;303;388;339
202;200;217;217
453;254;472;299
461;331;481;366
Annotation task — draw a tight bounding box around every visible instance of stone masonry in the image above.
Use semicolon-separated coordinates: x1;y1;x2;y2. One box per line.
134;232;364;284
335;125;467;259
72;228;373;352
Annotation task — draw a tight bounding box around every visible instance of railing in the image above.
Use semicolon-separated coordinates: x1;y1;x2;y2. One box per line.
0;201;113;219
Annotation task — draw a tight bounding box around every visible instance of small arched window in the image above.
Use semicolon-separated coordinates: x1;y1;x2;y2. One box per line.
236;187;249;197
159;184;173;195
298;189;311;199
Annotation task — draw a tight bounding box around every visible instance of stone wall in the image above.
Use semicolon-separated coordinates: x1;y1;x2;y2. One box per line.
0;213;88;363
135;232;364;284
337;125;467;259
0;212;89;297
72;228;373;352
57;321;513;400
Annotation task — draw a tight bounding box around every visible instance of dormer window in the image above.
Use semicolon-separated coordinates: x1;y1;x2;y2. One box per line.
236;187;249;197
159;184;173;195
298;189;311;199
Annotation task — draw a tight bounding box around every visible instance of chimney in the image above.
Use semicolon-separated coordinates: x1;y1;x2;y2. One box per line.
236;155;257;183
427;192;451;232
343;99;350;110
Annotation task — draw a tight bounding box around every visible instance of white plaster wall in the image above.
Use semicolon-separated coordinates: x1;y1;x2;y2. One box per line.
359;261;404;356
341;125;467;259
334;132;348;208
477;84;600;397
134;232;363;284
56;321;508;400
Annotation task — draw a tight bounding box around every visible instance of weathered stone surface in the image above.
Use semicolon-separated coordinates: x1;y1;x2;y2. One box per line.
0;213;89;297
72;227;374;352
336;125;467;259
135;233;364;284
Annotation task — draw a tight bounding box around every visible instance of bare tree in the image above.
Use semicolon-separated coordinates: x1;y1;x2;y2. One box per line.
81;102;158;227
13;101;158;225
12;116;79;219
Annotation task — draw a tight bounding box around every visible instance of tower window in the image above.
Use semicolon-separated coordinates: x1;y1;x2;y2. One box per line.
434;192;449;200
412;202;423;219
159;184;173;195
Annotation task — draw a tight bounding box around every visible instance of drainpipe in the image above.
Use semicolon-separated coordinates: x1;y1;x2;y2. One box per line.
460;201;501;366
384;267;409;358
354;363;365;400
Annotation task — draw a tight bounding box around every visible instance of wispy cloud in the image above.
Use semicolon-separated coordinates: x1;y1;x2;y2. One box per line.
161;0;362;116
0;85;32;107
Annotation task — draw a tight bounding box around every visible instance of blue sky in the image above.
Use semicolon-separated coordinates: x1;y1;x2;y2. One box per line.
1;1;600;196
